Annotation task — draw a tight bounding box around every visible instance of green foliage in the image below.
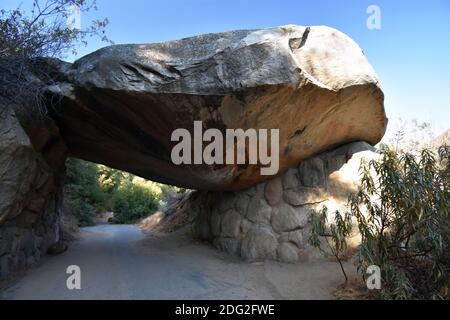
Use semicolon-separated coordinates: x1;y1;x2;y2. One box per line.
97;165;127;194
309;144;450;299
0;0;111;120
78;201;96;227
0;0;110;59
309;206;353;283
64;158;106;226
111;184;160;224
65;158;106;209
64;158;169;226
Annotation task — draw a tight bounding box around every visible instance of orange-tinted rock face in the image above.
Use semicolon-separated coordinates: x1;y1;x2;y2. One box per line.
45;25;386;190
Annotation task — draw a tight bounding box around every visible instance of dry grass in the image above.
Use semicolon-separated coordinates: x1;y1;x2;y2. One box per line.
333;278;372;300
138;192;195;233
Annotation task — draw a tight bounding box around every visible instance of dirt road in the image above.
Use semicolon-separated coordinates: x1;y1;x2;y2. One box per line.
0;224;351;299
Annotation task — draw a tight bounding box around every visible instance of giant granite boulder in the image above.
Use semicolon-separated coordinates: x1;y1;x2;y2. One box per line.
47;25;387;190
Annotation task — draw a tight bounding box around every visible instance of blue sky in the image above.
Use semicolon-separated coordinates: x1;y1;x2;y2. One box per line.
3;0;450;138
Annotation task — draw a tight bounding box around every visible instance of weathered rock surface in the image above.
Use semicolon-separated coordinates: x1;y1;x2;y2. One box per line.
47;25;386;190
190;141;377;262
46;241;68;255
0;104;66;278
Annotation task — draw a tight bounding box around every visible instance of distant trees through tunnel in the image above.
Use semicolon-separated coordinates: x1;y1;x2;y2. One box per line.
64;158;179;226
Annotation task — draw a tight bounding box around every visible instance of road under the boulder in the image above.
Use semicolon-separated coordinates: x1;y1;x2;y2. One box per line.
0;223;354;299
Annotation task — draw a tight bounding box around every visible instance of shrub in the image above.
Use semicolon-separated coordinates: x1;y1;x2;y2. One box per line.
78;201;96;227
64;158;107;226
112;184;159;224
309;207;353;284
309;145;450;299
64;158;172;226
65;158;107;209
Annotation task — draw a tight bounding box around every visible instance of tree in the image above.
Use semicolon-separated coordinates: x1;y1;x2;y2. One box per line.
64;158;107;226
0;0;111;121
309;144;450;299
308;207;353;285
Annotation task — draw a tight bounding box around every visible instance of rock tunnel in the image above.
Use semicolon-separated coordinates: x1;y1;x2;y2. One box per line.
0;25;387;277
